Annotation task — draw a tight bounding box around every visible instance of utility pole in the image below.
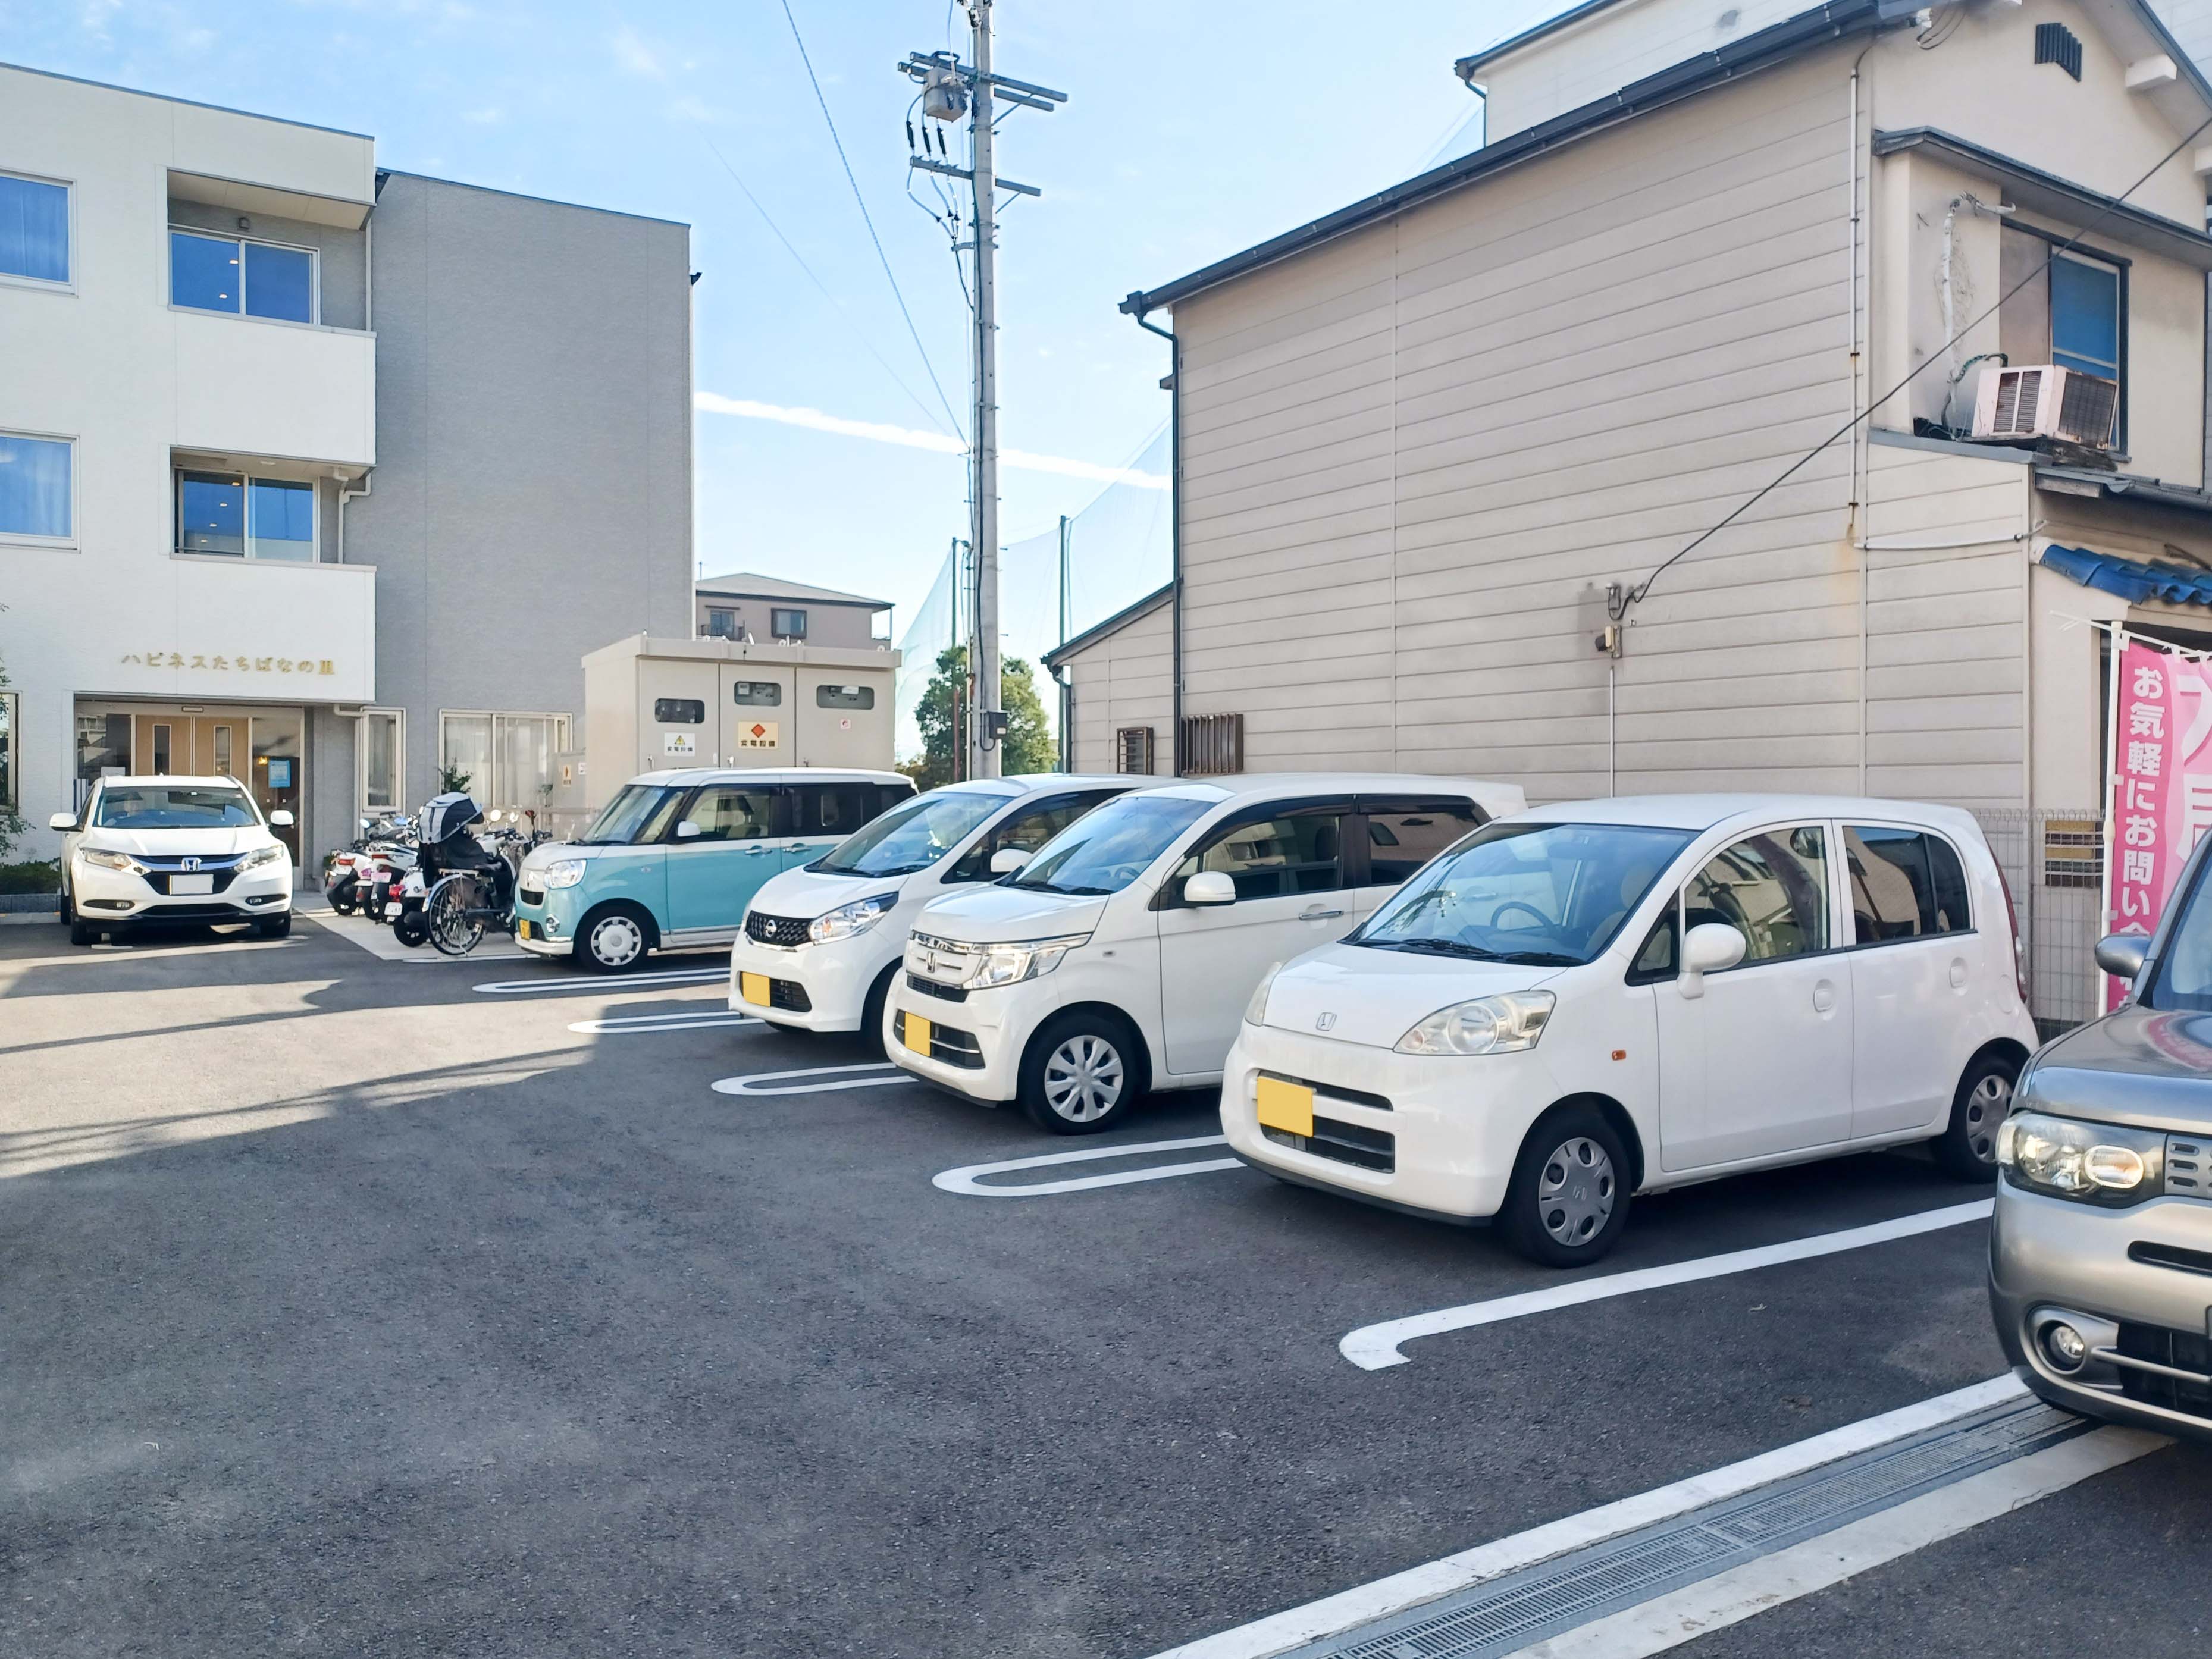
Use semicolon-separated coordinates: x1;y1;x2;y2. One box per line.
901;15;1065;780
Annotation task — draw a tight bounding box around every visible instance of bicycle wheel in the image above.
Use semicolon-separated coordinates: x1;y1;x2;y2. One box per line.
426;874;487;957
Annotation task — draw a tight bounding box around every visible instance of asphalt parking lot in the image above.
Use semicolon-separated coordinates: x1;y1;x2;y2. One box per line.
4;910;2210;1657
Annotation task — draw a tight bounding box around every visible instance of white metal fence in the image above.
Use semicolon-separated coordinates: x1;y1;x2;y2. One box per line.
1970;808;2106;1040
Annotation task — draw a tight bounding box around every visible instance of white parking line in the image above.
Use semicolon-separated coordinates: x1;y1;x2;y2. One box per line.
571;1011;763;1034
1339;1199;1993;1370
933;1134;1245;1197
472;967;729;995
711;1062;913;1096
1146;1376;2032;1659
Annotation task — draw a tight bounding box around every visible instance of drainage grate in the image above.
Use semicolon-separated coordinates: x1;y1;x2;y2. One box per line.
1284;1398;2088;1659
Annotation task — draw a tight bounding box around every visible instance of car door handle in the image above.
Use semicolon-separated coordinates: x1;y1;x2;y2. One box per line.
1301;907;1346;920
1813;979;1837;1014
745;845;770;856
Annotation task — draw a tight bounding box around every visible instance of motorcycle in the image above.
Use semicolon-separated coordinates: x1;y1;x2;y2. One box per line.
356;824;419;924
324;813;409;915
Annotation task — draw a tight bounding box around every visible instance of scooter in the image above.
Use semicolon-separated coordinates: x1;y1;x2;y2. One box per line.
324;813;407;915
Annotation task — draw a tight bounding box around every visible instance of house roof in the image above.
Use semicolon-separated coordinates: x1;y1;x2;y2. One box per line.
694;572;893;609
1041;584;1175;670
2039;542;2212;605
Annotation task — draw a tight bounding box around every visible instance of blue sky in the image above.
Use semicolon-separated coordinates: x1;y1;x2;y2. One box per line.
4;0;1568;632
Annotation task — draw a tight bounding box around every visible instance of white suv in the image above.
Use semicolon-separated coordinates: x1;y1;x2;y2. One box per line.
54;775;295;946
882;774;1526;1132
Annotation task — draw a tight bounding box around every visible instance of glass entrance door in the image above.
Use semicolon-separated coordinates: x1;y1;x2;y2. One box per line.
250;710;304;863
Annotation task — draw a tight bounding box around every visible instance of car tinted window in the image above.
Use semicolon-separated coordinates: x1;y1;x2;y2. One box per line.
1844;826;1970;943
815;786;1012;877
1684;826;1829;963
1169;811;1345;903
788;782;877;838
1363;803;1484;885
683;787;775;842
93;786;258;829
1630;907;1678;981
948;794;1104;882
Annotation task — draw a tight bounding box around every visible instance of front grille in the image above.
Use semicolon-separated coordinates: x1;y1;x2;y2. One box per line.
907;973;967;1003
131;903;253;924
518;886;545;907
768;978;812;1012
1264;1115;1395;1172
137;854;246;897
746;910;811;948
2166;1136;2208;1197
2114;1321;2212;1422
896;1011;983;1068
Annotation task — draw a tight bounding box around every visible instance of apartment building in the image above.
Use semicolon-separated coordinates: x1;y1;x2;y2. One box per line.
693;573;892;648
1079;0;2212;829
0;62;691;870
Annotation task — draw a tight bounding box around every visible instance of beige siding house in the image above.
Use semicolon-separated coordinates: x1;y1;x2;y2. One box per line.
1044;585;1174;773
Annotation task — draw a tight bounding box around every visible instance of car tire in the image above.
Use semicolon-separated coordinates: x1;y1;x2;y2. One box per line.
68;916;98;947
860;965;898;1059
1497;1104;1633;1268
574;904;652;973
1017;1009;1145;1135
1934;1051;2020;1181
255;914;292;940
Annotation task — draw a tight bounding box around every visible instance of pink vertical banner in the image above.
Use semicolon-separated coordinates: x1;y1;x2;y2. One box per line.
2105;638;2212;1009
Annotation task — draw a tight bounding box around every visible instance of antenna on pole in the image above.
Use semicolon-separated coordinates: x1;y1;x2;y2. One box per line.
901;8;1067;777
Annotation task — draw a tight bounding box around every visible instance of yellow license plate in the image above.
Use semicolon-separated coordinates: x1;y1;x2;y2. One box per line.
516;920;532;940
1255;1076;1315;1138
740;972;770;1006
903;1012;933;1057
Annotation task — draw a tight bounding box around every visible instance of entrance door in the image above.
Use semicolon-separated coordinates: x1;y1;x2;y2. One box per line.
134;715;180;774
1655;824;1853;1170
250;711;304;863
720;667;794;767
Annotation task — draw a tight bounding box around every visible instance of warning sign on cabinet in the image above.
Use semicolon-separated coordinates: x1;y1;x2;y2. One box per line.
736;722;781;750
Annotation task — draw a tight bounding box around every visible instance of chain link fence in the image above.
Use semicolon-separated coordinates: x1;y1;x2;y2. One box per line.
1970;808;2107;1041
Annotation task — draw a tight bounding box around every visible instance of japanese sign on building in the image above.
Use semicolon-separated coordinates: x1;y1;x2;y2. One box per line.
735;721;781;750
2103;636;2212;1008
120;651;337;676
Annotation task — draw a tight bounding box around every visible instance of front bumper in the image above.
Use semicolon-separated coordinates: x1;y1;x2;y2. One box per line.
72;857;292;926
728;930;883;1032
513;885;583;957
881;974;1032;1103
1990;1181;2212;1446
1220;1023;1559;1222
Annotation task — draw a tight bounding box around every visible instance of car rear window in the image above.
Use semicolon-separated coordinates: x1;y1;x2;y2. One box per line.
1844;826;1971;943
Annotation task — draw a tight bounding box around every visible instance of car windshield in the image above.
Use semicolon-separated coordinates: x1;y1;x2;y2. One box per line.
1011;793;1215;896
93;786;258;829
577;784;683;846
1351;820;1695;966
814;786;1018;877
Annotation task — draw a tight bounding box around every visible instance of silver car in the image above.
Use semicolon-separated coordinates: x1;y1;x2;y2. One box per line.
1989;833;2212;1445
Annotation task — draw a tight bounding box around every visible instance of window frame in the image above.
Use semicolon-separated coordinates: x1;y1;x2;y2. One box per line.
669;783;778;844
438;709;573;811
173;469;318;562
0;168;74;293
704;608;738;640
2003;221;2129;452
0;428;78;548
1154;797;1355;910
356;707;405;817
1839;821;1977;950
1116;726;1156;776
1668;820;1846;977
770;607;808;642
167;224;321;326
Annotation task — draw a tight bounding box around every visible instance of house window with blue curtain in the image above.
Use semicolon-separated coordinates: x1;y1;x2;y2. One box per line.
2050;253;2120;385
0;172;69;284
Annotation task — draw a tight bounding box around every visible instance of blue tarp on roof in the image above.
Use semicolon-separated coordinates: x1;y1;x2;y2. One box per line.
2039;544;2212;607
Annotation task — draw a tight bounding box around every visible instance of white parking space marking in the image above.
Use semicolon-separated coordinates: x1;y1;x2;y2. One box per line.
571;1011;763;1034
1515;1425;2165;1659
933;1134;1244;1197
712;1062;911;1096
472;967;729;995
1146;1376;2031;1659
1339;1199;1994;1370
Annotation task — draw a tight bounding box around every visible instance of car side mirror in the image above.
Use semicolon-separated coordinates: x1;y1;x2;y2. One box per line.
675;820;702;840
990;847;1032;876
1185;870;1237;907
2095;933;2150;984
1677;923;1747;1001
269;810;294;827
49;812;77;832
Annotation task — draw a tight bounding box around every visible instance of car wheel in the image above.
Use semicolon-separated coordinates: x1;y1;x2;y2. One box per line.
1934;1052;2020;1181
1018;1011;1143;1135
574;905;651;973
68;916;98;948
1497;1105;1633;1267
860;965;898;1059
255;913;292;940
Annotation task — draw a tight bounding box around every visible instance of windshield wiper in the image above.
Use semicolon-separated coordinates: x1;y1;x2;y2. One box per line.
1488;949;1580;967
1020;882;1114;896
1364;937;1492;958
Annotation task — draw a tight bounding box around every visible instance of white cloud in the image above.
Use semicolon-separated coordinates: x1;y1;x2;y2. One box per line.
610;24;663;78
695;393;1168;490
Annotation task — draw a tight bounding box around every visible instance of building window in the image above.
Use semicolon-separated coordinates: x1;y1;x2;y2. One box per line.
0;691;16;813
0;171;70;285
1998;230;2122;444
652;698;706;724
771;607;807;641
0;432;73;543
705;608;738;639
815;683;873;709
2050;255;2120;385
1117;726;1155;775
732;680;782;706
359;709;402;813
170;228;317;324
1180;712;1243;776
440;711;571;811
176;472;315;561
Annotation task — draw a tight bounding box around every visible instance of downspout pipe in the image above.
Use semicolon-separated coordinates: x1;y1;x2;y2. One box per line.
1123;296;1182;775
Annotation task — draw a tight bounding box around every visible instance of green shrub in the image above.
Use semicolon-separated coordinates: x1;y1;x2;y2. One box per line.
0;858;60;895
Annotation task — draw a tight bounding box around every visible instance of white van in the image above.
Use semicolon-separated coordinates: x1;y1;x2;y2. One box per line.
882;774;1527;1131
730;775;1136;1043
1220;795;2039;1266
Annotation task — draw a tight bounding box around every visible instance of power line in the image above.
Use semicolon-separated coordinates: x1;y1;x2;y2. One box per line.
779;0;968;443
701;139;953;439
1623;105;2212;617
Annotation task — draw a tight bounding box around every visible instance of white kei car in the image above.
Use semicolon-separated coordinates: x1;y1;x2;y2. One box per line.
882;774;1527;1131
54;775;295;946
1221;795;2039;1266
730;774;1136;1045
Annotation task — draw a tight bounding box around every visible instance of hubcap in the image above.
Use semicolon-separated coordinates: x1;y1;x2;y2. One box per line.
592;915;644;967
1964;1072;2013;1163
1042;1034;1124;1122
1536;1137;1615;1247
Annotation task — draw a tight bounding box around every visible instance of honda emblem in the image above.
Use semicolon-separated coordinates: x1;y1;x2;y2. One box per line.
1315;1012;1337;1031
181;857;202;872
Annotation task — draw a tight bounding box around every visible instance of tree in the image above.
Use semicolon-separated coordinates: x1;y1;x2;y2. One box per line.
912;645;1057;789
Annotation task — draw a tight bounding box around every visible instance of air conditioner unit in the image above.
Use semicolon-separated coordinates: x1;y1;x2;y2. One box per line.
1971;363;2117;447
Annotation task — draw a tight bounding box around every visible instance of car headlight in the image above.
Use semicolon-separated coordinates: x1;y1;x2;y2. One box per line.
1245;962;1284;1027
537;859;588;890
240;843;287;871
964;933;1089;989
809;893;898;944
1395;991;1555;1056
78;847;140;873
1997;1111;2166;1206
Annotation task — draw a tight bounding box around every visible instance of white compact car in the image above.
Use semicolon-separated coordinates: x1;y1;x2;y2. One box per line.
1221;795;2039;1266
882;773;1527;1132
730;774;1136;1043
52;774;295;946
